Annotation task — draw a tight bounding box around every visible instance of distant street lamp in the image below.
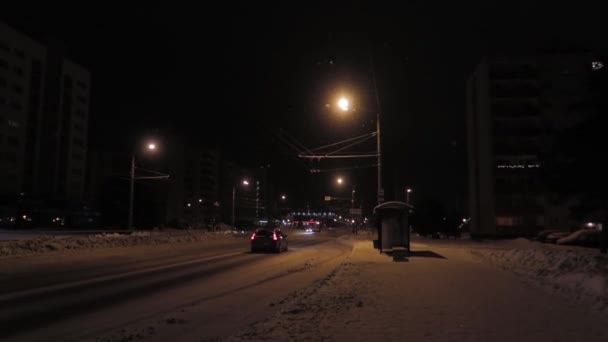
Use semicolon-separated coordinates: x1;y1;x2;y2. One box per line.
232;179;250;229
405;188;412;205
281;195;286;200
336;177;355;209
128;142;160;230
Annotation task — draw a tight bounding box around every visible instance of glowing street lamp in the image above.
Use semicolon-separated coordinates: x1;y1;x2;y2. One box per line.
281;195;286;200
405;188;413;205
232;179;251;228
337;97;350;111
129;141;159;230
337;177;343;185
335;92;383;205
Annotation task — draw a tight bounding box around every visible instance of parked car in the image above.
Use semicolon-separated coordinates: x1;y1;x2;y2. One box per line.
544;231;571;243
251;228;288;253
536;229;566;242
556;229;601;248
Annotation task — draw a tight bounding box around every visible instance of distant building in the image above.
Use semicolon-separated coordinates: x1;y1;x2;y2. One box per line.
467;52;602;237
38;55;90;203
0;22;90;203
167;144;220;227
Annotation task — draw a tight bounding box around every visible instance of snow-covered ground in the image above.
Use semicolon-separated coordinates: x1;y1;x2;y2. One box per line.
470;238;608;313
225;236;608;341
0;229;241;257
3;230;607;341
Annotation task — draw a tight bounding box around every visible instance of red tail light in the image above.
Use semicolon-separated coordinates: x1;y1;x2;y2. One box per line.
251;233;256;240
272;232;278;241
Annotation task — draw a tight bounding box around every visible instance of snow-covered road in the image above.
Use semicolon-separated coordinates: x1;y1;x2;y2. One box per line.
0;229;352;341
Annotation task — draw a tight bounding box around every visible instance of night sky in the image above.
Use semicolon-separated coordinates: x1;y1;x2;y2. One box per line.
3;2;607;213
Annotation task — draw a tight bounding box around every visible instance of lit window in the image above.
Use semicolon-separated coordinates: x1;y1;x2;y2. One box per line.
592;61;604;71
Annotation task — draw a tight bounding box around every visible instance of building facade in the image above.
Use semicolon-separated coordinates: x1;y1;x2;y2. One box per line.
467;52;601;237
0;22;46;198
1;22;90;226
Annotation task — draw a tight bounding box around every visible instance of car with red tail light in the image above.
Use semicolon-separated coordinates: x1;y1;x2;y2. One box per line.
250;228;288;253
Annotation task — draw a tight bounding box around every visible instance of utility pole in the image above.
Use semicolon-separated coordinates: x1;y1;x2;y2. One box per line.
256;180;260;225
128;155;135;230
371;55;383;205
231;185;236;228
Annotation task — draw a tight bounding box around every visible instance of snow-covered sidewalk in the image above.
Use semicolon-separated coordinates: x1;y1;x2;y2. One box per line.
227;236;608;341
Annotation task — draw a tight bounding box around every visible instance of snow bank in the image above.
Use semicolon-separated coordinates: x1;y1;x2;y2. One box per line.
472;242;608;312
0;230;242;257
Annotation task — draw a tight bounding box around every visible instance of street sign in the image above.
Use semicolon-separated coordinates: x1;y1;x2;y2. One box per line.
324;196;332;201
349;208;362;215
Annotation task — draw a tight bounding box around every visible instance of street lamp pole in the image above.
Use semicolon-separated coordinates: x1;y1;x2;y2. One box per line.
376;111;382;205
128;155;135;230
232;179;250;229
371;56;383;205
231;185;236;228
256;180;260;225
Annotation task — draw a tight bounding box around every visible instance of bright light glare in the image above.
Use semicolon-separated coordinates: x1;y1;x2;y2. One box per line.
337;178;343;184
337;97;349;111
407;188;412;193
281;195;286;200
148;143;156;150
243;180;249;185
592;61;604;71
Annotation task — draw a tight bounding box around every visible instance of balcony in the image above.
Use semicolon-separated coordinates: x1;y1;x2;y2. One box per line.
492;101;541;120
493;124;543;139
490;83;540;99
493;141;541;157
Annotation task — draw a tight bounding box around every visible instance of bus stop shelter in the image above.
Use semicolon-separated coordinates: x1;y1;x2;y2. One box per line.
373;201;413;261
